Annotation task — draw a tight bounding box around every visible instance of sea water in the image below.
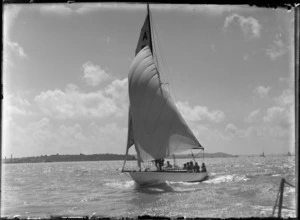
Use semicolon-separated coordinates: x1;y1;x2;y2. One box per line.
1;156;296;218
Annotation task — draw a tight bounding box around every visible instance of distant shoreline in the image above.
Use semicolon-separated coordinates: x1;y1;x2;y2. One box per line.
2;153;136;164
2;152;293;164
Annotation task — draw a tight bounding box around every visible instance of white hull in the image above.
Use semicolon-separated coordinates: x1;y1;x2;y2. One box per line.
128;171;208;185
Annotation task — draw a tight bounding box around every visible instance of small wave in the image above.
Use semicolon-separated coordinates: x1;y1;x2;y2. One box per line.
253;205;295;218
104;180;135;189
204;174;248;184
80;196;101;202
272;174;281;177
284;187;295;194
167;181;200;186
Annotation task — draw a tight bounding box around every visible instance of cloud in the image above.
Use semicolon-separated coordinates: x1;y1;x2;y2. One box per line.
3;93;33;121
176;101;225;123
104;78;128;108
266;34;286;60
225;123;238;133
263;89;294;129
3;113;128;157
224;13;261;38
224;123;247;139
245;109;261;123
35;79;128;119
223;123;290;140
274;88;294;107
3;6;27;62
35;84;117;119
253;86;271;98
82;61;111;86
244;88;294;140
244;125;290;139
3;117;57;157
7;41;27;58
263;106;287;123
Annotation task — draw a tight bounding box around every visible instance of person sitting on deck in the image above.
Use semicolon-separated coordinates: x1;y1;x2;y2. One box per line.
194;162;200;173
187;162;193;172
183;163;187;170
190;161;195;172
155;158;164;171
165;161;172;168
201;163;207;172
186;162;190;172
154;159;159;170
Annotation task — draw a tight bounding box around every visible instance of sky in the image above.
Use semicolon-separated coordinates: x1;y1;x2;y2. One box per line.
2;3;295;158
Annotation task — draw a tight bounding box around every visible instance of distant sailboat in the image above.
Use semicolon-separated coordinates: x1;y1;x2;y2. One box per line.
121;4;208;185
260;152;265;157
287;152;292;156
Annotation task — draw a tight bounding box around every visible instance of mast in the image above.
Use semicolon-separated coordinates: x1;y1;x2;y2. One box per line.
147;4;153;54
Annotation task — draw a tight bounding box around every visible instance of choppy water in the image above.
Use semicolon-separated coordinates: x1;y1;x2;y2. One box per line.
1;156;296;218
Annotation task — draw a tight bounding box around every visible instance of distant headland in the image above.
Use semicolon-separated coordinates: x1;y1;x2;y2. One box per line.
2;153;136;164
2;152;239;164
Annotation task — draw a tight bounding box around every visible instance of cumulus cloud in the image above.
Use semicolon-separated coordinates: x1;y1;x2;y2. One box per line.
243;88;294;140
104;78;128;110
244;125;290;139
3;93;33;121
245;109;261;123
35;78;128;119
3;117;57;157
263;89;294;129
263;107;283;122
3;114;128;157
105;78;128;99
176;101;225;123
253;86;271;98
7;41;27;58
274;88;294;107
225;123;238;133
224;13;261;38
35;84;115;119
266;33;286;61
4;6;27;61
82;61;111;86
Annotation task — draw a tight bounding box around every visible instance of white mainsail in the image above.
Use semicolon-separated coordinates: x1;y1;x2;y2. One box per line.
127;46;203;162
125;5;203;163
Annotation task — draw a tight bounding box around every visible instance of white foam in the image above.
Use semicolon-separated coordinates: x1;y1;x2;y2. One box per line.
284;187;295;194
104;180;135;189
204;174;248;184
167;181;200;186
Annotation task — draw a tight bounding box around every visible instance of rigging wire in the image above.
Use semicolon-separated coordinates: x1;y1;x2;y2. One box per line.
150;8;178;103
